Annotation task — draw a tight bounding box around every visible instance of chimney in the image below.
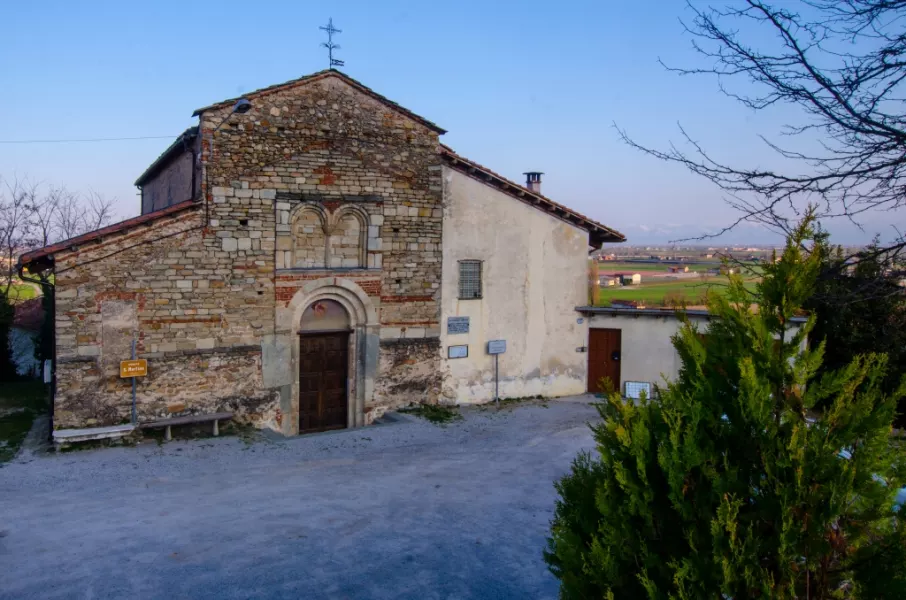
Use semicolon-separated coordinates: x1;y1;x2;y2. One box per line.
524;172;543;194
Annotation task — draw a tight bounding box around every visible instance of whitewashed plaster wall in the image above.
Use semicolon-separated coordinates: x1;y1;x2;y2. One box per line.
439;167;589;403
587;313;705;390
587;311;807;395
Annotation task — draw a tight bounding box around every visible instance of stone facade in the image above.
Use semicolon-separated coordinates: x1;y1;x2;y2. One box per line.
21;70;624;437
40;71;448;433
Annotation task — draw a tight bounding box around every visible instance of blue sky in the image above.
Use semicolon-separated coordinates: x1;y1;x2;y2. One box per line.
1;0;901;245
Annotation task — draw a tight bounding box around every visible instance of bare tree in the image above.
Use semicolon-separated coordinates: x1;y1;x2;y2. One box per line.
618;0;906;257
82;189;114;234
0;176;39;295
51;188;114;241
0;175;117;277
53;191;87;242
29;184;74;248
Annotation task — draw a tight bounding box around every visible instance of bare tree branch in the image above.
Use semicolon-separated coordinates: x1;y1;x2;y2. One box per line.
620;0;906;252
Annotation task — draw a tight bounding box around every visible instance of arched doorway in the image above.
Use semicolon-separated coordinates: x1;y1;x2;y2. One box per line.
298;299;351;433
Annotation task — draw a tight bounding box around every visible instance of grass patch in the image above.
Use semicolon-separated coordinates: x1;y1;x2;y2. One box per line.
479;395;549;410
7;284;39;303
399;404;462;425
0;380;48;463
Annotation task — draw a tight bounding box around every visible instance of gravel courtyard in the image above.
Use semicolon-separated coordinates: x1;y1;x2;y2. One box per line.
0;396;599;600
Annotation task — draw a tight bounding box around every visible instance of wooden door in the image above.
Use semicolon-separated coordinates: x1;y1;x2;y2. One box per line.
588;328;621;394
299;333;349;433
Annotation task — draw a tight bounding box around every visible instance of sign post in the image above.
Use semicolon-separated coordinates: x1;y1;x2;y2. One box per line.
120;344;147;425
487;340;507;406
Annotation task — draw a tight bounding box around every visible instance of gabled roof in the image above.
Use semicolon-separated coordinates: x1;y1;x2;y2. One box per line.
439;145;626;246
191;69;447;135
134;127;198;187
18;200;199;270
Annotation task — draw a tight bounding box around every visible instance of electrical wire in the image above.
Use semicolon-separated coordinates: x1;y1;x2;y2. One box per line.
0;136;180;144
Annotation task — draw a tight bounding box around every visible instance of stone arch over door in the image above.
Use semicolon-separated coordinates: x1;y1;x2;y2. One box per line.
285;278;379;434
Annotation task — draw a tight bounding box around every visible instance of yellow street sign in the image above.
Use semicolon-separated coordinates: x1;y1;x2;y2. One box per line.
120;359;148;378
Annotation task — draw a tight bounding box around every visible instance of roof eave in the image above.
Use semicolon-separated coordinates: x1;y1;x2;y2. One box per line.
440;147;626;245
134;127;198;187
18;200;200;267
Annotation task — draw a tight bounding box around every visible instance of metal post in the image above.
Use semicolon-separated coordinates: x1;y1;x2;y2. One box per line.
495;354;499;406
131;339;137;425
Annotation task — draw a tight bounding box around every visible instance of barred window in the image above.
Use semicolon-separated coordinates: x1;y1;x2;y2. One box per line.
458;260;482;299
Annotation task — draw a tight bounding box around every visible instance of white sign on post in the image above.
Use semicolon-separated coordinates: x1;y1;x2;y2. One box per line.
487;340;507;355
624;381;652;400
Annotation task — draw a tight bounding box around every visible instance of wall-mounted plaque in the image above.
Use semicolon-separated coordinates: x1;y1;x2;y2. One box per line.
448;345;469;359
447;316;470;335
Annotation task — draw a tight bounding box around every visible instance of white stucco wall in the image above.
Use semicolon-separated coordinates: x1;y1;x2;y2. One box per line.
588;313;707;390
440;167;589;404
588;311;806;395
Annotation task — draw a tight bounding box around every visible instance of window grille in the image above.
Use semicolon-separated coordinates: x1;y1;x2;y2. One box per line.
458;260;482;299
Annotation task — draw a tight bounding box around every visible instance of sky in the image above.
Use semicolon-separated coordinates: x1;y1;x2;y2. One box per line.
1;0;903;246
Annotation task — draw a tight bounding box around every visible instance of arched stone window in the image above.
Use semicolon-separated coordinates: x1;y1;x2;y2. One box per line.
329;210;366;268
293;207;327;268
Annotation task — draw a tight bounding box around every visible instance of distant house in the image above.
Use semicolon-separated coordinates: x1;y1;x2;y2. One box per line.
579;306;808;396
599;275;619;287
603;272;641;285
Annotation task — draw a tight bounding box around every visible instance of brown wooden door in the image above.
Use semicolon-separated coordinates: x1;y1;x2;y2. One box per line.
299;333;349;433
588;328;621;394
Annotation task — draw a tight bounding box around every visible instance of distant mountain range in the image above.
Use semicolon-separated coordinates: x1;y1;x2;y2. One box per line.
614;223;784;246
613;221;890;246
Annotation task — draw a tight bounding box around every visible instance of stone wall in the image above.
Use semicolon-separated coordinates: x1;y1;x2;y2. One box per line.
373;338;442;417
200;73;445;421
52;206;279;429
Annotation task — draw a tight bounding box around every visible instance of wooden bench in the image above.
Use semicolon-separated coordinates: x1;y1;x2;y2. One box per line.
140;412;233;441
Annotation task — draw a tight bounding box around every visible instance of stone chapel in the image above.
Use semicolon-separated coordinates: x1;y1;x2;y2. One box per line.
19;70;624;436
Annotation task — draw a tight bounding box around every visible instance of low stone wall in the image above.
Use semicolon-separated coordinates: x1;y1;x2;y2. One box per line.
371;338;441;420
54;346;279;429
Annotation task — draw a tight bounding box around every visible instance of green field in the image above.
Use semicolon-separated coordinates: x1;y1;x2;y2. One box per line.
599;262;711;273
598;277;759;307
6;284;39;303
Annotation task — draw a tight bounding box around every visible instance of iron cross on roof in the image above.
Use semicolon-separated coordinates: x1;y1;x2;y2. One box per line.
320;18;345;69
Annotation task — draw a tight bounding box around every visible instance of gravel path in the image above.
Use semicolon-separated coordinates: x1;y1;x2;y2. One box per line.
0;396;599;600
